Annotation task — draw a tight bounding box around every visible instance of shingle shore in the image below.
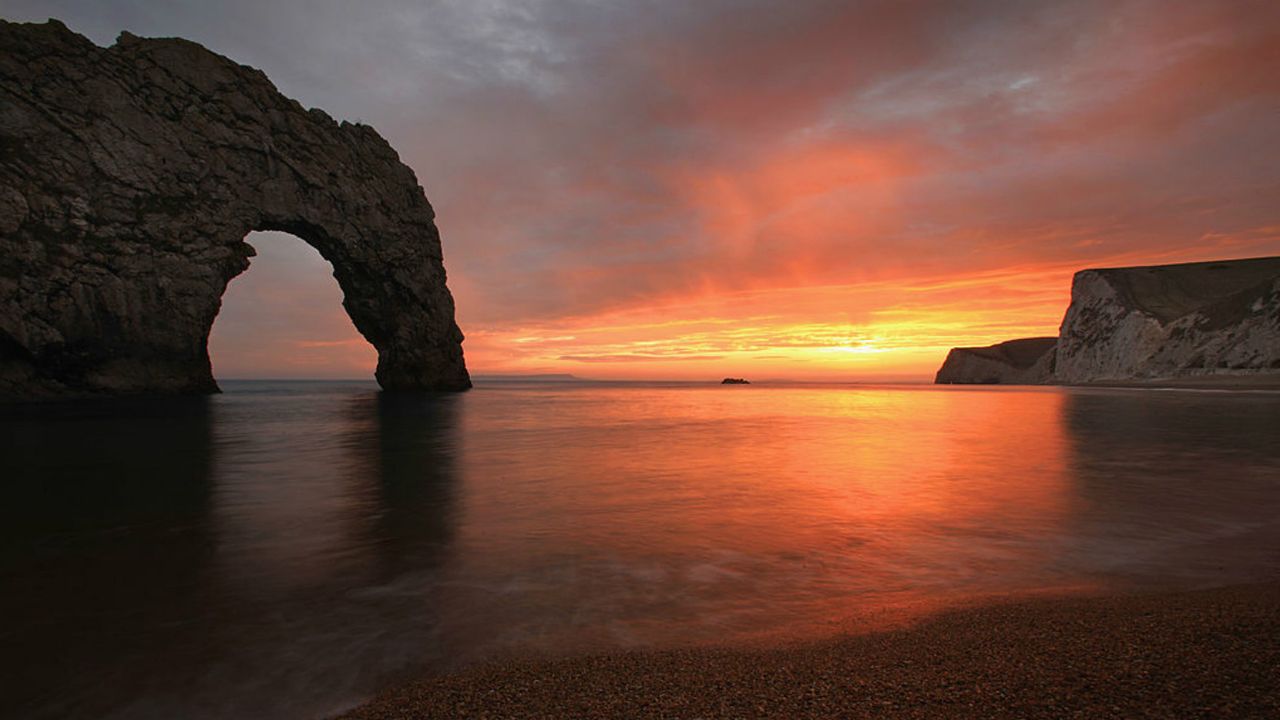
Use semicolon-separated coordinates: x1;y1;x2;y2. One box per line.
339;582;1280;719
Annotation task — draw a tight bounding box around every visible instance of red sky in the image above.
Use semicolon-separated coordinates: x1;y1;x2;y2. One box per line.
20;1;1278;380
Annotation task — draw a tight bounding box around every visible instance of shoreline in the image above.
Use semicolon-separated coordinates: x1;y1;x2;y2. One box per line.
339;581;1280;719
1063;373;1280;391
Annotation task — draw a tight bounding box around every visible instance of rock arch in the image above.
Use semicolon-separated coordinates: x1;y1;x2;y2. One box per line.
209;230;378;379
0;20;470;397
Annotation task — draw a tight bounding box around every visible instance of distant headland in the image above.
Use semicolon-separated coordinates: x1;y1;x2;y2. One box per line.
936;256;1280;387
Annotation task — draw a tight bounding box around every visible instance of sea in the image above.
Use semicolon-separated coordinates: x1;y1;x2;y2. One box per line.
2;380;1278;719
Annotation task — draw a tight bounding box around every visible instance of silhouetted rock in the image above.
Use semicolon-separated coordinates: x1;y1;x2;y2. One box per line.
0;20;470;398
935;337;1057;385
721;378;750;384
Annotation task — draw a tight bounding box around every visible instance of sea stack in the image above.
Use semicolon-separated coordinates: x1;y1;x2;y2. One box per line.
0;20;470;399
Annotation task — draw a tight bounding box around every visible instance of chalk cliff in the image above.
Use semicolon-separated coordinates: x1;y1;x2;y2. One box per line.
0;20;470;398
935;256;1280;385
1054;257;1280;384
934;337;1056;385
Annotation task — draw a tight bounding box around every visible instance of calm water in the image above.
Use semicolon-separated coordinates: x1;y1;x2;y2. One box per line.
2;381;1279;719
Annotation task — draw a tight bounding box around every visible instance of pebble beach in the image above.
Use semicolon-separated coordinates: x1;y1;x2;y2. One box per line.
340;582;1280;719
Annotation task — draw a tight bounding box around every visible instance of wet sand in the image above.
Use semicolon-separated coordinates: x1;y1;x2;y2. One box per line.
339;582;1280;719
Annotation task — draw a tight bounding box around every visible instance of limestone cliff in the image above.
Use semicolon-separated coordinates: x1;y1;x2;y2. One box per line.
934;337;1056;385
934;256;1280;385
0;20;470;398
1054;257;1280;384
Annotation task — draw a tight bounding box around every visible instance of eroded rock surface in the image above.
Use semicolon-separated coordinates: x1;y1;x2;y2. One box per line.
934;337;1057;385
1054;257;1280;384
0;20;470;398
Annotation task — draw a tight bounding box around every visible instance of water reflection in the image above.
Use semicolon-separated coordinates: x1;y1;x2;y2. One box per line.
2;382;1278;719
448;387;1080;649
184;386;463;720
1059;389;1280;587
1063;388;1280;459
0;385;465;720
354;393;460;582
0;397;216;720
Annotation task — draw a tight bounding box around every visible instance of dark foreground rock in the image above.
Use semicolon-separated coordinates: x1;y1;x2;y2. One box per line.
934;337;1056;385
936;256;1280;386
0;20;470;398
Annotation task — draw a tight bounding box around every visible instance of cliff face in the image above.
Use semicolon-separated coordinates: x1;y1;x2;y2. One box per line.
1055;257;1280;383
0;20;470;398
934;256;1280;386
934;337;1057;385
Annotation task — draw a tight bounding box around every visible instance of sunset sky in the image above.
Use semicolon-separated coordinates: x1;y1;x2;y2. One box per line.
10;1;1280;380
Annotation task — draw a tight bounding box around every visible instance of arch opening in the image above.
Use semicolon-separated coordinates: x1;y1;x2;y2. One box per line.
209;231;377;382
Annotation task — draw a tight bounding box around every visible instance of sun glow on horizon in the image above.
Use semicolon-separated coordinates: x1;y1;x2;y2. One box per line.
459;271;1071;381
210;233;1280;382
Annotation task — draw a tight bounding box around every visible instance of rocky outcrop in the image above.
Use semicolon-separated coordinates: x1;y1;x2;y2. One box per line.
0;20;470;398
935;256;1280;386
934;337;1056;385
1054;257;1280;384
